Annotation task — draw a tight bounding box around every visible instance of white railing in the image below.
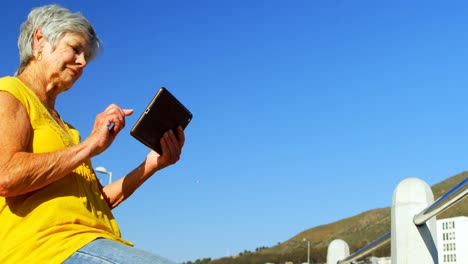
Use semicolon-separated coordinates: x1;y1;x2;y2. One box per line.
327;177;467;264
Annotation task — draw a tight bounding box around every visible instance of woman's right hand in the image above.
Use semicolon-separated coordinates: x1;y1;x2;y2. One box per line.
85;104;133;157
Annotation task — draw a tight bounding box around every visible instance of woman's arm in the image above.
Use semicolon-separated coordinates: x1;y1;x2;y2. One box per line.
101;127;185;209
0;91;131;197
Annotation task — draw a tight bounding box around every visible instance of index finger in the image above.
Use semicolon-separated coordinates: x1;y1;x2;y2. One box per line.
123;109;134;117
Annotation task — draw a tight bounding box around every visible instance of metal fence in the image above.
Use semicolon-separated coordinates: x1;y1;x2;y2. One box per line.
327;177;467;264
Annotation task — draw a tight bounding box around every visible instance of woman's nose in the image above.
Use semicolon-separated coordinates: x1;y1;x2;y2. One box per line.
76;52;87;68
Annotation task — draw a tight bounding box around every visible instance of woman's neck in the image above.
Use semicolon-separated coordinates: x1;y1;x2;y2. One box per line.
17;66;57;110
17;66;67;129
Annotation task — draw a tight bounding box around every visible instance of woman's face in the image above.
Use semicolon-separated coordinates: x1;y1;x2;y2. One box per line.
40;32;91;92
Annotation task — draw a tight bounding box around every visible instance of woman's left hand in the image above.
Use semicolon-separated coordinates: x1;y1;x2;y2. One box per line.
101;126;185;208
146;126;185;172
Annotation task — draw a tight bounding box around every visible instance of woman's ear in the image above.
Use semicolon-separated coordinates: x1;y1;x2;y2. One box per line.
32;28;45;55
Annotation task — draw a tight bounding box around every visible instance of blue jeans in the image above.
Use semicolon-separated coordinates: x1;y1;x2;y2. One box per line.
63;239;176;264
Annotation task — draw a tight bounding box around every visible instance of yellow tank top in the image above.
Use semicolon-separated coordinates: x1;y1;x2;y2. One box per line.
0;77;132;264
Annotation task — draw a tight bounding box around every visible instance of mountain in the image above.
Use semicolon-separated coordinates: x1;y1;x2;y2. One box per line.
205;172;467;264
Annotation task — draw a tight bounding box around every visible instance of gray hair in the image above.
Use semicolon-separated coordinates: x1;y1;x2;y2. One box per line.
16;4;101;75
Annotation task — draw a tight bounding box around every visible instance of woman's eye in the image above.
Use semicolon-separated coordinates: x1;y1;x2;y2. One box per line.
70;45;79;53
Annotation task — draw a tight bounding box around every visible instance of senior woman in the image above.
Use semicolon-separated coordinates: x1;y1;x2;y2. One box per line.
0;5;183;264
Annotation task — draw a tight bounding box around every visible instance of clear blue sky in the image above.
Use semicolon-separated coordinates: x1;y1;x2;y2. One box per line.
2;1;468;263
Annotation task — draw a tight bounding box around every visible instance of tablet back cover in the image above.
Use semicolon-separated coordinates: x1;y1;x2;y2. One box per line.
130;87;192;154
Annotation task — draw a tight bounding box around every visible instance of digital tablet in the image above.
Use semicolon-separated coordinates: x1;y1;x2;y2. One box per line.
130;87;192;154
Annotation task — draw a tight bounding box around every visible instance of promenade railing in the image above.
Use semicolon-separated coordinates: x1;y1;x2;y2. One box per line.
327;177;467;264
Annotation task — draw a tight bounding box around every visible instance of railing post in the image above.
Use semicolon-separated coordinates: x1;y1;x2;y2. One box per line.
392;178;438;264
327;239;349;264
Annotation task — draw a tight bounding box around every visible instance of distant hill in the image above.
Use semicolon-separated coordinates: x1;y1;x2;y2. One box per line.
205;172;467;264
